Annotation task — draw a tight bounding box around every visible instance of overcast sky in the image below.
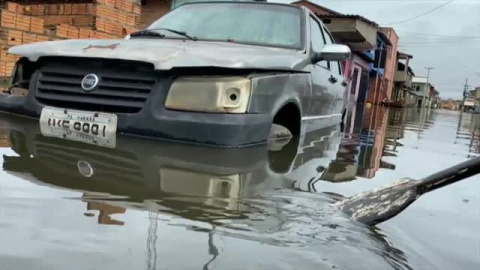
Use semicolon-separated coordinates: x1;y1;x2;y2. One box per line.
274;0;480;99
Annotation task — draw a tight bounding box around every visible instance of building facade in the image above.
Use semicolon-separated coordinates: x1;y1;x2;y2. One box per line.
412;76;433;108
392;52;417;107
292;0;378;105
380;27;399;102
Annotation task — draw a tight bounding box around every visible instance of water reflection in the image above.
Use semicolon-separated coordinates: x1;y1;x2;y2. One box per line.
2;104;478;269
455;111;480;157
0;111;417;269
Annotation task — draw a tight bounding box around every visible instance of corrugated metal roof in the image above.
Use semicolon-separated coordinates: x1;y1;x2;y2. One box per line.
290;0;342;15
291;1;379;26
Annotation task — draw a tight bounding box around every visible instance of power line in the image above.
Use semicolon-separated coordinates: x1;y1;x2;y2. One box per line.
400;38;480;43
396;30;480;38
384;0;456;25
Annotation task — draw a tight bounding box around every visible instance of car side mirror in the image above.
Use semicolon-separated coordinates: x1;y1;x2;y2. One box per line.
313;44;351;64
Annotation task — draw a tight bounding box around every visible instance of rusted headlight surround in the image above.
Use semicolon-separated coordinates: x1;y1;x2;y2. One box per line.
165;76;251;113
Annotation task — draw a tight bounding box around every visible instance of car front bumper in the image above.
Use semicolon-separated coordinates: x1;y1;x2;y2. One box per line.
0;92;272;147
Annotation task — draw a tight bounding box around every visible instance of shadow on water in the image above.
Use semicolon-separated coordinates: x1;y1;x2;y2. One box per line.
1;104;470;269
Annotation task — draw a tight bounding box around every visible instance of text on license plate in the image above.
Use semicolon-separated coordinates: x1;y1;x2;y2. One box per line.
39;107;118;148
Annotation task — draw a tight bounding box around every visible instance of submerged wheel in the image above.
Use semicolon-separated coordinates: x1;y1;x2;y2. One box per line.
272;103;301;136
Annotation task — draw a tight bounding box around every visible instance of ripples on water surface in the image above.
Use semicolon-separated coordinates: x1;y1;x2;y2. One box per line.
0;105;479;269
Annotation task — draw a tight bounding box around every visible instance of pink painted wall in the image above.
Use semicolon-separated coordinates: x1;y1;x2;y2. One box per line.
343;54;370;102
343;54;370;81
381;27;399;101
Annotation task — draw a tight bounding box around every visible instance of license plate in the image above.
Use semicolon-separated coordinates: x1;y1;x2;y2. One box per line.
39;106;117;148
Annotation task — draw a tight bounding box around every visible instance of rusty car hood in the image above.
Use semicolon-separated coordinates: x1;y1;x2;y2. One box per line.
8;38;309;71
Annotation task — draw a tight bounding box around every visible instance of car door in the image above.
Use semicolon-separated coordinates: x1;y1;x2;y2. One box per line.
306;16;338;128
322;25;346;117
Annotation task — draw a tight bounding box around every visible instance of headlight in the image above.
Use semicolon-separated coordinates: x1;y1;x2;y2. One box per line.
165;76;251;113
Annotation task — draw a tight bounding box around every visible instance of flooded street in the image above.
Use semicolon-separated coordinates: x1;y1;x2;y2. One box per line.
0;105;479;270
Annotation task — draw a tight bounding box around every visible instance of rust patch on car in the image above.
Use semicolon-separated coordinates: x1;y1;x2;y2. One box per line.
83;43;120;51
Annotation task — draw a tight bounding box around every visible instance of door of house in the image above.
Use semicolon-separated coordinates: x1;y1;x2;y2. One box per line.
348;66;361;103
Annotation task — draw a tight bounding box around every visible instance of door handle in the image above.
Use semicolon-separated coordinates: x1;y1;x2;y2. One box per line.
329;75;338;84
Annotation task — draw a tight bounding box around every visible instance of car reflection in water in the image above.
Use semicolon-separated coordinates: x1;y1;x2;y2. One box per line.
0;110;413;270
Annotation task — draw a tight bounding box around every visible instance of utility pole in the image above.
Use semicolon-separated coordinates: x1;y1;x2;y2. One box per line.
423;67;435;108
424;67;435;84
462;78;470;112
463;78;469;99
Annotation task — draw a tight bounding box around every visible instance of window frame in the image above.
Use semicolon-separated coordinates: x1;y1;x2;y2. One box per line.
323;27;343;76
309;15;329;70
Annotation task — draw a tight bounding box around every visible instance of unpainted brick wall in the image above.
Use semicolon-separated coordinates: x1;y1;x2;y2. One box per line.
0;0;143;91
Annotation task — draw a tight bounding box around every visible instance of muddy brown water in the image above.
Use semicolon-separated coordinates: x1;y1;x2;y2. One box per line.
0;105;479;270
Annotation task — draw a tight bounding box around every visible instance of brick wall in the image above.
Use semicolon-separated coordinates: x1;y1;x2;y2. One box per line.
0;0;142;91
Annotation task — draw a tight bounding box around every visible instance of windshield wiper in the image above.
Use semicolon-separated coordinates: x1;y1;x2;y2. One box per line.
130;30;165;38
150;28;198;41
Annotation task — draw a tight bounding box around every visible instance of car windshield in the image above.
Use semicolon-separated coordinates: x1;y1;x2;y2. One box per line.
147;3;302;49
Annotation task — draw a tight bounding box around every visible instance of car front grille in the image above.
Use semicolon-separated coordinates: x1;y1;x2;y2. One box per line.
35;58;158;113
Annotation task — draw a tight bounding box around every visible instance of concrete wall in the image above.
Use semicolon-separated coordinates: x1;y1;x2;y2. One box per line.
344;54;371;103
380;27;399;102
412;82;433;107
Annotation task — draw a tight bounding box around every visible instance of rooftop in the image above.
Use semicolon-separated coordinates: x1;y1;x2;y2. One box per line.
291;0;379;27
412;77;429;84
290;0;342;15
320;14;379;27
398;51;413;59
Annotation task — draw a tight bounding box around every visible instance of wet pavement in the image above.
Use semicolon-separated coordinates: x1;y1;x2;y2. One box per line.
0;105;479;270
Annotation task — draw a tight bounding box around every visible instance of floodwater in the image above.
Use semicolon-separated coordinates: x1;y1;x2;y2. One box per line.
0;105;479;270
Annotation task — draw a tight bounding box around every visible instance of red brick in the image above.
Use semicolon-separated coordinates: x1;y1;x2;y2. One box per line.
133;5;141;15
126;15;135;26
8;30;23;46
5;2;19;13
47;5;58;15
64;4;72;15
87;4;96;14
22;32;37;44
55;24;69;38
35;35;49;42
0;46;19;62
1;11;16;29
15;15;31;31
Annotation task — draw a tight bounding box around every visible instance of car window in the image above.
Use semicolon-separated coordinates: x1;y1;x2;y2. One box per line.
309;16;329;69
149;3;302;49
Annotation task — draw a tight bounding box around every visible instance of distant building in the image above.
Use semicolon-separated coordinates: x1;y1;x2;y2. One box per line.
392;51;417;107
429;86;440;108
439;99;461;111
412;76;433;108
292;0;394;106
475;87;480;99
